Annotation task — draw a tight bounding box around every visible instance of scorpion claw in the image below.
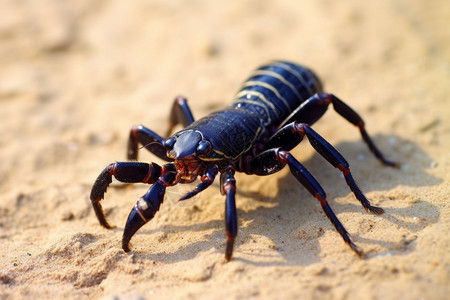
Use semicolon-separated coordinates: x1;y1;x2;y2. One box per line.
90;165;115;228
122;207;147;252
92;200;115;229
122;177;172;252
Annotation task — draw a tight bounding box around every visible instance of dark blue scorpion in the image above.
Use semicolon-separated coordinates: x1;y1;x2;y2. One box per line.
90;61;398;261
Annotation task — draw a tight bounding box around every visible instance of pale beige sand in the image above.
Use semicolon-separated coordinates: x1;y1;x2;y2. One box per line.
0;1;449;299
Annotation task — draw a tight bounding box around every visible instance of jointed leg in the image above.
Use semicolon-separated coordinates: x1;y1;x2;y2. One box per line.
220;167;237;261
166;95;195;137
282;150;363;256
280;93;398;167
179;166;219;201
263;122;384;214
300;123;384;214
127;96;195;161
127;125;169;161
328;94;398;167
90;162;175;228
247;148;362;256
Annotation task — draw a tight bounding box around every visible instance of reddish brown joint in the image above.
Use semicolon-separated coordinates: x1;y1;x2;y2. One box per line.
130;125;140;138
324;93;333;105
225;235;235;262
337;164;350;176
159;176;172;186
142;164;154;184
107;162;118;176
293;122;306;136
176;95;186;105
314;193;327;206
222;182;236;194
277;149;288;164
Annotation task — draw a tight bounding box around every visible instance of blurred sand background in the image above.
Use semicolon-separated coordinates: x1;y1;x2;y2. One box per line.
0;0;449;299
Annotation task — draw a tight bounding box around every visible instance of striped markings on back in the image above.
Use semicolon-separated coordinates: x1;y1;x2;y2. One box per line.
270;61;315;96
248;69;303;100
239;80;291;111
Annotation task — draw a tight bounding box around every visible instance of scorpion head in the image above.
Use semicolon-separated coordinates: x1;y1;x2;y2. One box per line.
164;130;213;183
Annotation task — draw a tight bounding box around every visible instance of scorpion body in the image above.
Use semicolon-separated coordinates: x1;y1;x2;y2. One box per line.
90;61;397;261
180;62;322;164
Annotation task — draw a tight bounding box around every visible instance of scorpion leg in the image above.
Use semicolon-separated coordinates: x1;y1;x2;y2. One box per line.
122;172;177;252
220;167;237;261
328;93;398;167
247;148;363;256
280;93;398;167
165;95;195;137
301;123;385;214
127;125;170;161
264;121;306;152
128;96;195;161
90;162;174;228
264;122;384;214
179;165;219;201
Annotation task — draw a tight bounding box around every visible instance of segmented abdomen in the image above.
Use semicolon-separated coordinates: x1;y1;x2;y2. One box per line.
230;61;323;127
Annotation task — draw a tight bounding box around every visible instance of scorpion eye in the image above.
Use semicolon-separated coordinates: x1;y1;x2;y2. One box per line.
196;140;212;156
163;137;176;150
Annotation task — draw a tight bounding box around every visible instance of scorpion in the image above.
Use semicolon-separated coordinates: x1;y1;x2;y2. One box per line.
90;61;398;261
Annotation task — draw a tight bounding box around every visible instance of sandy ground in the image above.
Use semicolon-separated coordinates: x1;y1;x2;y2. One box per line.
0;0;449;299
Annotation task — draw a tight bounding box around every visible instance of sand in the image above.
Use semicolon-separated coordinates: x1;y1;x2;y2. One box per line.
0;0;449;299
